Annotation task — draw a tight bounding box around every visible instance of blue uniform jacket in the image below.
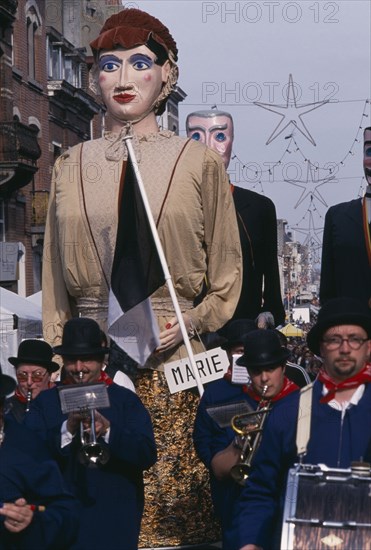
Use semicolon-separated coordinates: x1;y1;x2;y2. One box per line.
25;383;157;550
0;417;79;550
229;381;371;550
193;378;258;537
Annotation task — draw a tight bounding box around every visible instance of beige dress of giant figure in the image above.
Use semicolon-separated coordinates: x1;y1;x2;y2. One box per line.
43;129;242;546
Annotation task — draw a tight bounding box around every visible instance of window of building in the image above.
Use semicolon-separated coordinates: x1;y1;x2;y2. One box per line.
47;37;82;88
26;5;41;80
47;37;63;80
64;54;82;87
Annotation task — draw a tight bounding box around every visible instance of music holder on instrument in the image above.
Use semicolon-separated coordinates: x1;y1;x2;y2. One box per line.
206;400;254;429
58;383;110;414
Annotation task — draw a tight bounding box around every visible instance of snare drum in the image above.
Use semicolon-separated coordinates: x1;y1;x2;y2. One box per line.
281;463;371;550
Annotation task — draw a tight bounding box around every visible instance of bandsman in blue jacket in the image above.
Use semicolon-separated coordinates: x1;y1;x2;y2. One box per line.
25;318;157;550
0;366;78;549
230;297;371;550
193;322;299;547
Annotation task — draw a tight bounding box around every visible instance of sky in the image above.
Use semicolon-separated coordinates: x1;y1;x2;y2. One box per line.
131;0;371;253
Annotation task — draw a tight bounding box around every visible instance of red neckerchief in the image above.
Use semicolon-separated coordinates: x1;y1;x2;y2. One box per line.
14;387;27;403
224;368;298;403
224;366;233;382
14;382;55;403
242;376;299;404
63;371;113;386
318;363;371;403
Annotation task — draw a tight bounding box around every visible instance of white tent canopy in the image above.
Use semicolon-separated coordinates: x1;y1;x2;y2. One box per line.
1;287;41;320
0;288;42;378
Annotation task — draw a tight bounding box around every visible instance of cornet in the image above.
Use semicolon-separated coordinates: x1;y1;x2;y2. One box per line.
25;389;32;413
78;372;110;466
230;385;272;486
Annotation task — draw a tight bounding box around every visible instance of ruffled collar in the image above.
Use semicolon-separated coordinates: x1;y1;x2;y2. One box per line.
103;127;174;161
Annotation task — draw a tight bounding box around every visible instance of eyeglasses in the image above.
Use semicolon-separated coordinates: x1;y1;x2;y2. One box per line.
321;336;369;350
16;371;47;383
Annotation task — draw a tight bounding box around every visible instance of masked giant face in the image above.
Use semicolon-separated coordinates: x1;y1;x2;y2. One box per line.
363;127;371;185
186;113;234;169
98;45;170;127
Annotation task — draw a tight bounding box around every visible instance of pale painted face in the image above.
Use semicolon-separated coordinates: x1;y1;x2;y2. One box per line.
98;45;170;125
363;129;371;184
186;114;234;169
319;325;371;383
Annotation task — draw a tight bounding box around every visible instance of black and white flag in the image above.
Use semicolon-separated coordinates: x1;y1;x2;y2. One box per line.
108;157;165;366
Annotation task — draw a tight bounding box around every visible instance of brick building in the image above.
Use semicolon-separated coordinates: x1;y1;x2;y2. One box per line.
0;0;102;296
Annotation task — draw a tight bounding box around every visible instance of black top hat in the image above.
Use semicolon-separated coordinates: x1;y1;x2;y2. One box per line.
307;297;371;356
218;319;257;350
0;365;16;398
53;318;110;357
236;329;290;369
8;340;60;373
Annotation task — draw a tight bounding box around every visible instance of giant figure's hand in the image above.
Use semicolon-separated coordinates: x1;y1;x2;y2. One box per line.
0;498;33;533
156;314;192;353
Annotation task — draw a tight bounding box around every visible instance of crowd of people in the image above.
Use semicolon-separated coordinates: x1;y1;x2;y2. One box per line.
1;6;370;550
1;298;370;549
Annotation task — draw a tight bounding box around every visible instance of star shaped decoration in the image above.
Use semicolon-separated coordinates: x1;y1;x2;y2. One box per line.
293;201;324;264
254;74;330;145
285;161;336;208
294;208;324;247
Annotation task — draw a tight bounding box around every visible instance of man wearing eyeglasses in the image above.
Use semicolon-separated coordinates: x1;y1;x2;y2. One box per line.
6;340;59;423
228;297;371;550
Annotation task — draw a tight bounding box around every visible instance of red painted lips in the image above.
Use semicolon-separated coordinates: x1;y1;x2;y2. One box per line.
113;93;136;103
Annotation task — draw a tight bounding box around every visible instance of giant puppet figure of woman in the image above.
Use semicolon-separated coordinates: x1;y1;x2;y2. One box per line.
320;126;371;308
42;8;242;547
186;109;285;327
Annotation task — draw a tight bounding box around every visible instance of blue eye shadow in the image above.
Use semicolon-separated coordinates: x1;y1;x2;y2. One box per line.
128;53;154;67
98;55;122;71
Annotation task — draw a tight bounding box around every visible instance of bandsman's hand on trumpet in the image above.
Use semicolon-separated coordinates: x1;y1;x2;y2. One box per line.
67;410;110;439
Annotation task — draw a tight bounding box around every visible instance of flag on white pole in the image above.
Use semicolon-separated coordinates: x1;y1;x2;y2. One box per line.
108;156;165;366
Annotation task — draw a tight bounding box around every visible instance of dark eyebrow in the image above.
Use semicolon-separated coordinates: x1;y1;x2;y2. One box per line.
128;53;154;63
188;123;228;133
99;54;122;63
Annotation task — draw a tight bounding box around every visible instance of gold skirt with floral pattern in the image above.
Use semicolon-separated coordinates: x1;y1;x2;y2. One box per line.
137;369;221;548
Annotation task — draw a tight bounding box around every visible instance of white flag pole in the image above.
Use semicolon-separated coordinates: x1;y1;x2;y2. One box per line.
124;135;204;397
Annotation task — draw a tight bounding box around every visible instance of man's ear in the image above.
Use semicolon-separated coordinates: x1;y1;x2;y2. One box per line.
161;60;171;84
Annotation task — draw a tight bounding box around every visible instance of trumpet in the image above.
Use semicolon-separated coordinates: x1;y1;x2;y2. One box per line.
25;389;32;413
78;372;110;466
230;385;272;486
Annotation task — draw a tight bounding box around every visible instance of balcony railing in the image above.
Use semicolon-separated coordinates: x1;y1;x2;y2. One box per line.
0;122;41;194
0;121;41;164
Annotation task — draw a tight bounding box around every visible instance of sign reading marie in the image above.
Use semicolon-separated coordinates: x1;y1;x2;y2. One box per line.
164;347;229;394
